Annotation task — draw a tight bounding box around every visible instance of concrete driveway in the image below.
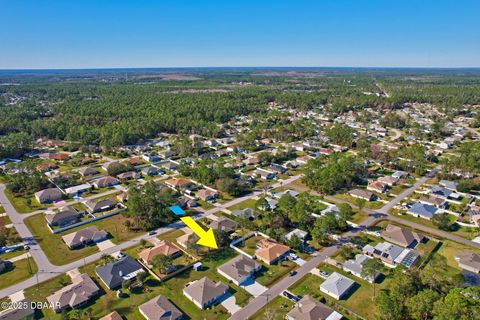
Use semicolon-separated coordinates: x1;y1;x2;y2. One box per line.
241;281;267;297
96;239;115;251
220;293;241;314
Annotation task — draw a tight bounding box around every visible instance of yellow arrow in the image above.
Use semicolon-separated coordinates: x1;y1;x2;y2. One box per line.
180;216;218;249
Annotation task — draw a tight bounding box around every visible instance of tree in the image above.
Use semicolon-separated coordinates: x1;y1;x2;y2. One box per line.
121;279;131;291
324;123;354;147
432;212;453;231
355;197;366;213
152;254;173;274
287;234;302;251
432;287;480;320
186;233;200;255
136;271;148;285
406;289;439;320
256;197;269;211
214;229;230;248
361;258;383;296
139;238;147;248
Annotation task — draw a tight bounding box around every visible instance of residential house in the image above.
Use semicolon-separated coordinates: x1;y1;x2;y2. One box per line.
286;295;343;320
139;295;183;320
45;206;80;227
418;197;447;209
320;272;356;300
377;176;398;186
439;180;458;191
117;171;140;181
392;171;409;179
363;242;419;268
348;189;374;201
78;166;98;177
92;176;120;188
253;168;276;180
62;226;108;249
197;189;219;201
343;254;380;283
407;202;438;220
431;186;460;200
271;189;299;199
47;274;100;313
367;181;388;194
65;183;92;197
85;198;117;213
381;224;425;248
139;241;182;267
165;178;193;190
217;255;262;286
161;160;180;171
231;208;255;220
455;252;480;273
269;164;287;175
209;216;237;233
35;188;63;204
285;228;308;242
99;311;123;320
255;238;290;265
183;277;229;309
95;256;145;290
178;195;198;208
141;166;162;177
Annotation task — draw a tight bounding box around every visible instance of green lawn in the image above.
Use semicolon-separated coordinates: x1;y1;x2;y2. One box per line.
227;198;258;211
333;194;384;209
235;235;263;256
250;296;294;320
25;248;250;320
0;257;38;290
24;212;144;265
0;206;4;214
313;264;391;320
0;249;26;260
5;190;50;213
256;260;297;287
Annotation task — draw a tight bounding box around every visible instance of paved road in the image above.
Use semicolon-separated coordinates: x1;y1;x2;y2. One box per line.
228;245;339;320
0;175;301;298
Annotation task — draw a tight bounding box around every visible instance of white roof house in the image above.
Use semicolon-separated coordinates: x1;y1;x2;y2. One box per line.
320;272;356;300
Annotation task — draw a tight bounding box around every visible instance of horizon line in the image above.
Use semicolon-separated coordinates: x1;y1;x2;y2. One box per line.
1;65;480;72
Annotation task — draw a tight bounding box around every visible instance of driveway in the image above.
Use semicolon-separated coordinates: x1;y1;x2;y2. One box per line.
96;239;115;251
241;280;267;297
293;258;306;266
220;293;241;314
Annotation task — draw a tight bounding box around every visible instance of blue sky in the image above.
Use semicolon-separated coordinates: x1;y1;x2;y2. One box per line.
1;0;479;69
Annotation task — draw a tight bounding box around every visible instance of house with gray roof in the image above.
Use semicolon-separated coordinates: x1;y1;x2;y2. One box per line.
138;295;183;320
381;224;425;248
35;188;63;204
183;277;228;309
217;255;261;286
209;216;237;233
363;242;419;268
343;254;380;283
455;252;480;273
85;198;117;213
320;272;356;300
45;206;80;227
47;274;100;313
62;226;108;249
0;299;35;320
231;208;255;220
95;256;145;290
407;202;438;220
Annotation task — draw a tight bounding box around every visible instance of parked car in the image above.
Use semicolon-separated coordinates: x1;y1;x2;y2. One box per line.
282;290;301;302
148;231;156;236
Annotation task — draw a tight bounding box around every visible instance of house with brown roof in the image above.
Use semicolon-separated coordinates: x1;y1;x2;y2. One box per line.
381;224;425;248
92;176;120;188
287;295;342;320
139;241;181;266
418;197;447;209
78;166;99;177
165;178;193;190
348;189;374;201
455;252;480;273
183;277;229;309
46;274;100;313
377;176;398;186
62;226;108;249
367;181;388;194
45;206;80;227
139;295;183;320
49;153;70;162
197;188;219;201
217;254;261;286
85;198;117;213
255;239;291;265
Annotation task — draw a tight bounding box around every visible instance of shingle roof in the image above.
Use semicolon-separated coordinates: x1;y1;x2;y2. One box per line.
183;277;228;306
408;202;438;218
287;295;335;320
381;224;424;248
95;256;144;289
46;274;99;311
139;295;183;320
217;255;261;283
320;272;355;298
62;226;107;248
139;241;181;263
